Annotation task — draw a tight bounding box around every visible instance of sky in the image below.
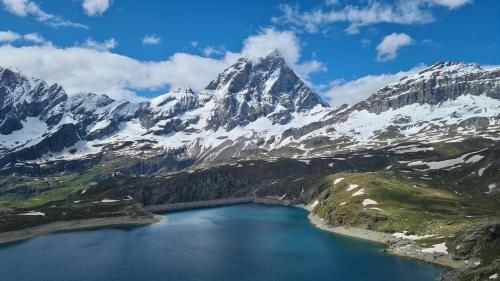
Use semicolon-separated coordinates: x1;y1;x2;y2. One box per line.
0;0;498;106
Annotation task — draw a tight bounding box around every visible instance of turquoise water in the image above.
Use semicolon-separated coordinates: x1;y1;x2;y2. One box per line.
0;204;444;281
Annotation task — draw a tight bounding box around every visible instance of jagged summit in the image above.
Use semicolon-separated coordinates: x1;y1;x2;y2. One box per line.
419;61;483;76
205;50;329;130
0;67;67;134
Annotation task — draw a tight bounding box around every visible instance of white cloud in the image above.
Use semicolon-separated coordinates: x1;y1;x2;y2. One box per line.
0;44;231;100
323;65;426;107
82;0;111;16
23;32;46;44
142;35;161;45
240;28;325;80
0;29;324;101
273;0;471;34
202;46;225;57
82;38;117;51
361;38;371;47
324;0;339;6
293;60;327;81
0;30;21;43
0;30;49;45
1;0;87;28
241;28;300;64
429;0;472;9
376;33;413;61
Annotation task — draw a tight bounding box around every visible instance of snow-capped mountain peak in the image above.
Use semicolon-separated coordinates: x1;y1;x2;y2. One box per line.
205;50;329;130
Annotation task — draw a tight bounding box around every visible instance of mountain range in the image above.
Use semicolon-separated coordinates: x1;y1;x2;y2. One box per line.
1;51;499;176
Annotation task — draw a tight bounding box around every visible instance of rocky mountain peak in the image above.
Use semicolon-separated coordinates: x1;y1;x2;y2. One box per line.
0;67;68;134
205;50;329;130
151;87;197;107
419;61;483;76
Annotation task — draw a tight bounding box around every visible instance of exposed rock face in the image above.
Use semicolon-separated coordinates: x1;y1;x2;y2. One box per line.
0;123;82;167
150;87;202;121
353;62;500;114
205;50;329;130
93;154;390;206
0;67;67;134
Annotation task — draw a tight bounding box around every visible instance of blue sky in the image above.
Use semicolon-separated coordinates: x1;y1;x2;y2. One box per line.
0;0;498;105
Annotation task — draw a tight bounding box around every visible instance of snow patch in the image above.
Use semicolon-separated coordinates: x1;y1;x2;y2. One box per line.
334;178;344;185
352;189;365;197
421;243;448;254
362;199;378;206
101;199;119;203
393;232;435;240
478;165;490;176
486;184;497;194
408;150;485;170
18;211;45;216
390;145;434;154
310;200;319;208
347;184;359;191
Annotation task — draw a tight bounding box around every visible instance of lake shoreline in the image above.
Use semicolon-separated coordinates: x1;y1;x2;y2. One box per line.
0;215;162;246
0;198;468;271
0;197;291;246
306;212;465;270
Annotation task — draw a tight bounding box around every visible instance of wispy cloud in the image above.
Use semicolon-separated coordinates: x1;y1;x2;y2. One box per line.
272;0;472;34
1;0;87;28
0;30;49;45
81;38;118;51
202;46;225;57
142;34;161;45
23;33;47;44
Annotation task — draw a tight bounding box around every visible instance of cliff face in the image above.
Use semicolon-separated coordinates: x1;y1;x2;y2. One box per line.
86;151;392;206
353;62;500;114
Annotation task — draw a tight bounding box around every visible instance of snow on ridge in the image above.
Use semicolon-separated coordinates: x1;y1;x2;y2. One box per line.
0;117;48;150
300;94;500;151
390;144;434;154
408;149;486;170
